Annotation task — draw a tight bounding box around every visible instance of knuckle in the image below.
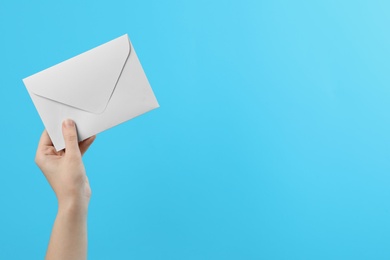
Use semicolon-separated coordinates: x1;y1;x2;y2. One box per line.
34;154;47;171
34;154;42;165
65;133;77;143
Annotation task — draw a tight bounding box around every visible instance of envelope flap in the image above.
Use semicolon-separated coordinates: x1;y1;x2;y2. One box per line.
23;34;130;114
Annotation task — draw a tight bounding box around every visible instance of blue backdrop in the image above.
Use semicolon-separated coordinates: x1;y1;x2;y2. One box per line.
1;1;390;259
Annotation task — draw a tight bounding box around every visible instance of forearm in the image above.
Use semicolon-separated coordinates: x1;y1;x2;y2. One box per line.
36;122;94;259
45;201;88;260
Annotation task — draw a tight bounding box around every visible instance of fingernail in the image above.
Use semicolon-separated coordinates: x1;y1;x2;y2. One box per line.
64;119;74;128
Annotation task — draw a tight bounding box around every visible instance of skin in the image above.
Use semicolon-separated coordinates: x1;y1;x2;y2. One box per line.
35;119;96;260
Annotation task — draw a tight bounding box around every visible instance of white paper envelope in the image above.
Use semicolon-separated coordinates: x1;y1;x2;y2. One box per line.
23;34;159;151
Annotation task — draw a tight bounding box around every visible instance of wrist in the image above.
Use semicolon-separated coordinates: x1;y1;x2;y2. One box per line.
58;196;89;218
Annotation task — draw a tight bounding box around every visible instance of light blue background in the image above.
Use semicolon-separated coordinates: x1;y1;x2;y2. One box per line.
1;0;390;259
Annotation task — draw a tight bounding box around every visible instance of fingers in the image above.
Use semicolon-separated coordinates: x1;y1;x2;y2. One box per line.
38;130;53;149
79;135;96;156
62;119;81;157
36;130;53;166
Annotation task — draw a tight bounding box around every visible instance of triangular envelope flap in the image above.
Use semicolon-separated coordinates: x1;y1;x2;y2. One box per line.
24;34;131;114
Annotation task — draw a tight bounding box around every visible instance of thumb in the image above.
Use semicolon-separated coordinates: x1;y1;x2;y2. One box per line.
62;119;80;156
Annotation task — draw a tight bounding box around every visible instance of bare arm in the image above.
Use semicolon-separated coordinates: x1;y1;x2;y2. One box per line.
35;119;96;260
46;201;88;260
